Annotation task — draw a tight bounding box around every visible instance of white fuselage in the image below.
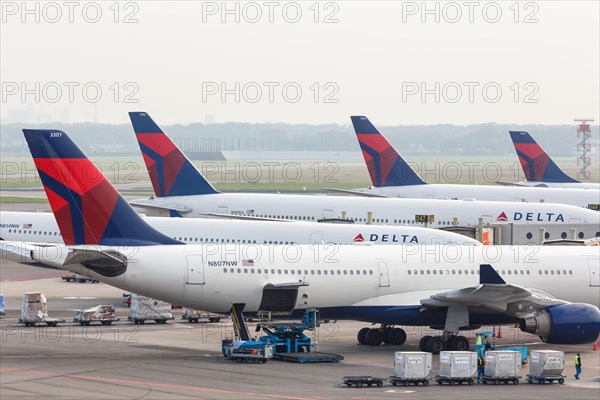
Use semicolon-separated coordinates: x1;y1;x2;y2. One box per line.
350;184;599;209
0;211;480;246
511;181;600;190
131;192;600;228
31;244;600;320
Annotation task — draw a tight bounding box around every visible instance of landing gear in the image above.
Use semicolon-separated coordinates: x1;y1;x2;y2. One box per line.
356;326;407;346
418;334;470;354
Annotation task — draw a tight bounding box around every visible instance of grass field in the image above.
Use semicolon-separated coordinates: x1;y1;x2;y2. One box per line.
1;155;598;198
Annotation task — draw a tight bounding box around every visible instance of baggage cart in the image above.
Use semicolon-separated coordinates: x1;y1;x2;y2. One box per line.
74;305;119;325
128;294;173;324
181;308;224;323
61;274;99;283
434;375;475;385
437;351;477;385
481;351;521;384
526;374;565;384
388;376;430;386
19;292;65;326
342;376;385;388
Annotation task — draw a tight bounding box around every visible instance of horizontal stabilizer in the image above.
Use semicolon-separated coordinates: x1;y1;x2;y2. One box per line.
130;202;192;216
322;188;388;198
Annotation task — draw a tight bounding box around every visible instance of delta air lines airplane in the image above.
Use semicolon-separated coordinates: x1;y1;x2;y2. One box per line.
2;129;599;354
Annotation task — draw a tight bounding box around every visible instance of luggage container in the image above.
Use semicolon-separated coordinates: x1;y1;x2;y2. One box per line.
19;292;64;326
389;352;432;386
527;350;565;384
74;305;119;325
435;351;477;386
481;351;521;385
128;294;174;324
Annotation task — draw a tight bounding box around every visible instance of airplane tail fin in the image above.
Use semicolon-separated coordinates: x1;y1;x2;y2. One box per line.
509;131;579;183
351;116;426;187
22;129;182;246
129;112;219;197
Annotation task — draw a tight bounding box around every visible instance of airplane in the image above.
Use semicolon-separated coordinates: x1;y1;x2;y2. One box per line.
504;131;600;190
348;116;600;210
0;210;482;246
127;113;600;235
2;129;599;354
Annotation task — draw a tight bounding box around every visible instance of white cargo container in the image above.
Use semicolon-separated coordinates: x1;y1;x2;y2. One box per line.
394;352;432;379
129;294;173;323
438;351;477;378
484;351;522;377
529;350;565;377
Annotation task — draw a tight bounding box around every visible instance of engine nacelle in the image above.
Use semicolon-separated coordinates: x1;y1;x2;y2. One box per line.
520;303;600;344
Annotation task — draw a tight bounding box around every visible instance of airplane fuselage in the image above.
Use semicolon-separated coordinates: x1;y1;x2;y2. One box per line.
132;192;600;228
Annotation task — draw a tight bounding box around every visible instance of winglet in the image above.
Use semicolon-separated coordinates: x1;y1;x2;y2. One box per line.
129;112;219;197
479;264;506;285
23;129;182;246
509;131;579;183
351;116;426;187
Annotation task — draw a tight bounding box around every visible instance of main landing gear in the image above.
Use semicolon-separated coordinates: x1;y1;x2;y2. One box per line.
357;326;469;353
418;334;470;354
357;325;407;346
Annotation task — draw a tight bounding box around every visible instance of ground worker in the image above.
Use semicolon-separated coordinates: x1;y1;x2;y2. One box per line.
477;353;485;382
574;353;582;379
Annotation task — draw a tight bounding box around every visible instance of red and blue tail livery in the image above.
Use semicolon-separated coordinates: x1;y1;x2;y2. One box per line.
351;116;425;187
509;131;579;183
23;129;181;246
129;112;219;197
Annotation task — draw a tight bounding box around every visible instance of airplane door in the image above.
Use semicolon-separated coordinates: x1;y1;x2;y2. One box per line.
309;232;324;244
588;258;600;287
377;261;390;287
186;255;205;285
217;206;228;214
322;210;333;219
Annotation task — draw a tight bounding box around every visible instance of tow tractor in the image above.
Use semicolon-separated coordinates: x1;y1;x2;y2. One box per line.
474;331;528;364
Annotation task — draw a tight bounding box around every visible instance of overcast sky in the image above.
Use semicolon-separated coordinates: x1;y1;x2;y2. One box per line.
1;1;598;125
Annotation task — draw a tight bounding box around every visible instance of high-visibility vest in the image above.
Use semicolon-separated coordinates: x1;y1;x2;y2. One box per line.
574;356;581;366
476;336;482;345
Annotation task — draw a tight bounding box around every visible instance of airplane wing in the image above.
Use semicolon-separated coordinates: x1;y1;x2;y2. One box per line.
420;264;565;316
322;188;388;198
129;201;192;217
